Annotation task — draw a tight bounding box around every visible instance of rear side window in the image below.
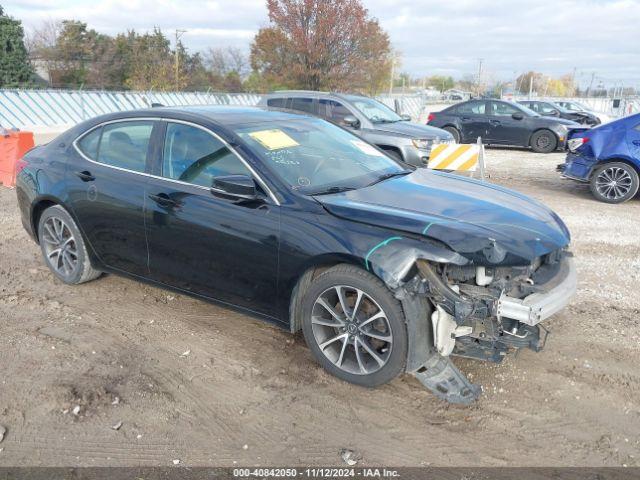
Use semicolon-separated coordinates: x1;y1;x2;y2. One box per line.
318;99;352;124
290;97;316;114
457;101;485;115
267;98;286;108
98;121;154;172
77;127;102;159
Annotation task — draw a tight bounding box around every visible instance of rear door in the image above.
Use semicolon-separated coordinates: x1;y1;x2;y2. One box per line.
289;97;317;115
455;100;489;142
67;119;158;275
486;101;530;146
144;120;280;316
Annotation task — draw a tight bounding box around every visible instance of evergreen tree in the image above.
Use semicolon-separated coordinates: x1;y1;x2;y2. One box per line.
0;5;34;87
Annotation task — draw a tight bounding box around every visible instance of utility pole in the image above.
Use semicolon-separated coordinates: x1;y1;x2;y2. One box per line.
477;58;484;96
174;29;187;90
389;58;395;96
528;74;533;100
586;72;596;97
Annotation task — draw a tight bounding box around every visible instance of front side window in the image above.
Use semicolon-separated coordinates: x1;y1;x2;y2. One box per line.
162;122;251;188
77;121;154;173
490;102;520;117
234;117;406;194
348;96;402;123
318;99;352;125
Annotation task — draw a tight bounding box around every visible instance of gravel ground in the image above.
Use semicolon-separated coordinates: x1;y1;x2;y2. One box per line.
0;147;639;467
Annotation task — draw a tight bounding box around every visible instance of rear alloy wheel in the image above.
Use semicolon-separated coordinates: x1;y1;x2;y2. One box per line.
443;126;461;143
590;162;639;204
38;205;101;284
301;265;407;387
530;129;558;153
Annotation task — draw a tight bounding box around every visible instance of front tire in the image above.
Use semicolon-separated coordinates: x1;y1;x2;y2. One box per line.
38;205;101;285
530;129;558;153
301;264;408;387
589;162;639;204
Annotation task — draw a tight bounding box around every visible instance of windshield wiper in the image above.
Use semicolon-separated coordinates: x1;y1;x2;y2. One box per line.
373;119;399;124
309;186;357;196
366;170;412;187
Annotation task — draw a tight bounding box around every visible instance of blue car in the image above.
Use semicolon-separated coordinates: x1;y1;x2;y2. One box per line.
559;113;640;203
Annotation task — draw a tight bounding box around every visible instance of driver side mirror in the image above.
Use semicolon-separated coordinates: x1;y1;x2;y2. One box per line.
342;115;360;129
212;174;257;199
512;113;524;120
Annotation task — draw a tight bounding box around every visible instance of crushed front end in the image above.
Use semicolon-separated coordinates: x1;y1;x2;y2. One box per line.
419;249;576;363
399;248;576;405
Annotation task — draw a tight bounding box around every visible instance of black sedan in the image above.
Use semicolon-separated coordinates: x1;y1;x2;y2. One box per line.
427;99;583;153
16;107;576;404
518;100;600;126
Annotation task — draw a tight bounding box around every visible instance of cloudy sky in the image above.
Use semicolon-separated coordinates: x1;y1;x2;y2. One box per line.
4;0;640;88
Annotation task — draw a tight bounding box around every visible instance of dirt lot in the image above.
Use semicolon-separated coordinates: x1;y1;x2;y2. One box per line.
0;148;639;467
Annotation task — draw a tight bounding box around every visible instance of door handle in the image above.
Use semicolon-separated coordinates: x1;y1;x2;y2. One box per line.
461;117;471;121
148;193;178;208
75;170;95;182
490;120;501;125
632;140;640;146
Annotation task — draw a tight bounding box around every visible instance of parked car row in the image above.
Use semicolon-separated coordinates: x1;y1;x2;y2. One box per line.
518;100;601;126
426;99;588;153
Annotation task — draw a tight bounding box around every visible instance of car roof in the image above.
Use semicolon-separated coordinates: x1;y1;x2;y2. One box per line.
97;105;311;125
262;90;370;102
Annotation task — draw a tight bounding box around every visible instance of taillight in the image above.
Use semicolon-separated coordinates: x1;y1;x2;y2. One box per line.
568;137;589;152
427;113;435;123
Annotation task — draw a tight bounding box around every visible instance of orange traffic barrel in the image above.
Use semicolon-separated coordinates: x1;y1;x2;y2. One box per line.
0;131;35;187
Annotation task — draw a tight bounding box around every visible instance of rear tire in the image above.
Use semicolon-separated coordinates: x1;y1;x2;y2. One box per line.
300;264;408;387
443;126;461;143
38;205;101;285
589;162;639;204
530;129;558;153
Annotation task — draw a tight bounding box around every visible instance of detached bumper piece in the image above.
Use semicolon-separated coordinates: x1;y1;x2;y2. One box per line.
497;256;577;326
412;355;481;405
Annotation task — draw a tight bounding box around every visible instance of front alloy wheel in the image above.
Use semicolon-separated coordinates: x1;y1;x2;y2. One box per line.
311;285;393;375
301;265;408;387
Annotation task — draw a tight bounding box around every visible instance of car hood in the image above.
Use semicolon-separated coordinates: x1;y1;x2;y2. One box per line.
314;169;571;265
370;121;452;140
541;116;581;127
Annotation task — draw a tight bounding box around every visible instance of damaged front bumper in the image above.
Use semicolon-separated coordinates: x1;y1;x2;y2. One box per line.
497;256;577;326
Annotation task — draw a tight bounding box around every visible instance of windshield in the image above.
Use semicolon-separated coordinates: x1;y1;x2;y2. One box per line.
233;117;407;194
348;97;403;124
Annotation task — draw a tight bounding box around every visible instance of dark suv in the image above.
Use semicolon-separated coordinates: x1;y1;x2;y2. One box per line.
258;91;453;166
